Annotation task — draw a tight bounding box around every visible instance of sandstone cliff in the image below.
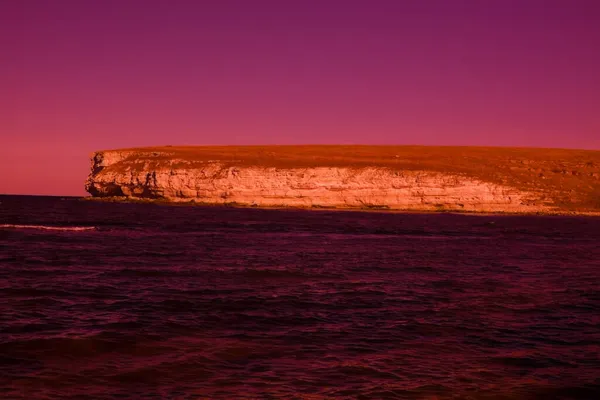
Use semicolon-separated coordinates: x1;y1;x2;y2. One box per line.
85;146;600;213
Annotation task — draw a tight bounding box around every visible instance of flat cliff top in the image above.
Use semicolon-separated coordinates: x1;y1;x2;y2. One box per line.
98;145;600;169
94;145;600;211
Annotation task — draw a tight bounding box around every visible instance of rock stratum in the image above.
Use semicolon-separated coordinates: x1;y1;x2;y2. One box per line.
85;146;600;214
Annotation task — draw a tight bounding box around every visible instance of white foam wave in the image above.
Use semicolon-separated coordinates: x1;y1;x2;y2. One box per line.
0;224;96;231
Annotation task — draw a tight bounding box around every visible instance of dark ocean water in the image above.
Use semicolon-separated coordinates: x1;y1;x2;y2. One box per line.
1;195;599;399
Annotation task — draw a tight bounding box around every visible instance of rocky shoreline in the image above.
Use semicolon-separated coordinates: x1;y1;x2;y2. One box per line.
85;145;600;214
81;196;600;217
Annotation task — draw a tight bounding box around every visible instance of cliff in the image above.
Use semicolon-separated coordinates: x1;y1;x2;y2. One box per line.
85;146;600;213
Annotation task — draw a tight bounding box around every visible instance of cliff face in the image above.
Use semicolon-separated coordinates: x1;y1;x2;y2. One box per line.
85;148;560;213
85;146;600;213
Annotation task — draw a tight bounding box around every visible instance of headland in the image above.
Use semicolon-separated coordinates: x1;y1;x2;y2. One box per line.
85;145;600;214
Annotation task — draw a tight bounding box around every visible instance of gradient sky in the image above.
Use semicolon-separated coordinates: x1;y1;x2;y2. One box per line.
1;0;599;195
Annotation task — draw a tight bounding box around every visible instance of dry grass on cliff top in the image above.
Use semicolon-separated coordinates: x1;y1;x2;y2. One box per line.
103;145;600;211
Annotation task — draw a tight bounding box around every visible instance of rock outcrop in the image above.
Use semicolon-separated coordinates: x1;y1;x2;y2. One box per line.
85;146;600;213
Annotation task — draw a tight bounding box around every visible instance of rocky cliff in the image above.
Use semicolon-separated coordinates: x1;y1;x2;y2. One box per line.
85;146;600;213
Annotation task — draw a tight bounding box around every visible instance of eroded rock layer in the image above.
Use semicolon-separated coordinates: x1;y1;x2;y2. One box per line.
84;147;567;212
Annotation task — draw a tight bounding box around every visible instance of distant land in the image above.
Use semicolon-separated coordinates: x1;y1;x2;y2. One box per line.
85;146;600;214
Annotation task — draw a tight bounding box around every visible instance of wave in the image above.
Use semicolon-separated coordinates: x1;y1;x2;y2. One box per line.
0;224;95;231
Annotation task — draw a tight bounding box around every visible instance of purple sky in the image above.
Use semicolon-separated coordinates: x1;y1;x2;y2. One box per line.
1;0;599;195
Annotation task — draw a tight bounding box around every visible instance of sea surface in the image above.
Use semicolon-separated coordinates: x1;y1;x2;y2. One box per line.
1;195;599;399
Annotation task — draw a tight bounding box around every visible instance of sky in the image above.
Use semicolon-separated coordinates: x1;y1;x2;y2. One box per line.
1;0;599;196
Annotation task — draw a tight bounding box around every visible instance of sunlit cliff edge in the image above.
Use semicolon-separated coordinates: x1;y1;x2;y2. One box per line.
85;146;600;214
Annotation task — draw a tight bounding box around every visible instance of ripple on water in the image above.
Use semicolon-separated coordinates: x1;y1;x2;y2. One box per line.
1;196;600;399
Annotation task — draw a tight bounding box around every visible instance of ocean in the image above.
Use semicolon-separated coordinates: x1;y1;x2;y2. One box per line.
1;195;599;399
